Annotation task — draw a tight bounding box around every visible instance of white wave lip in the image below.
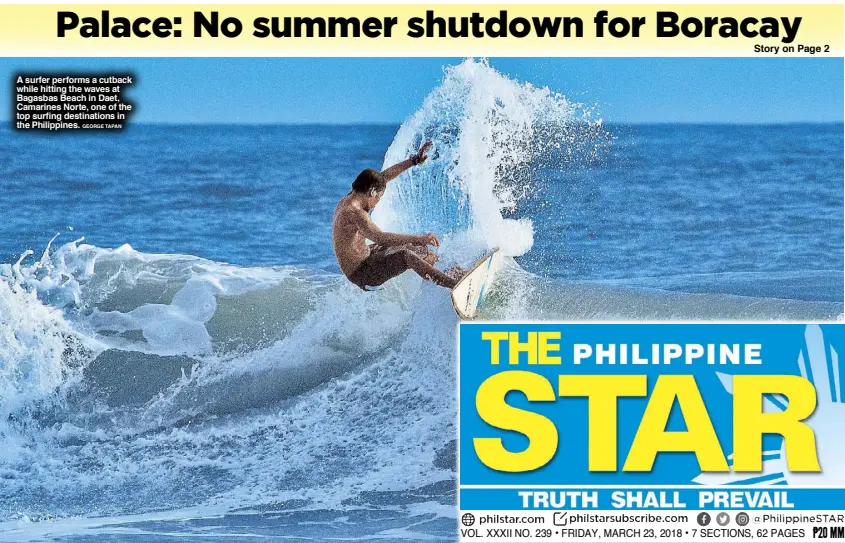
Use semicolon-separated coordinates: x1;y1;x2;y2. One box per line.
0;279;87;422
3;238;301;358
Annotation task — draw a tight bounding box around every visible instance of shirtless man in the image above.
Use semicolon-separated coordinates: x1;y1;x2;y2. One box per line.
332;141;459;290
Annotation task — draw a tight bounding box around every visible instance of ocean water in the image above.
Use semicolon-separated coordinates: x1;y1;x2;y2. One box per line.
0;59;841;541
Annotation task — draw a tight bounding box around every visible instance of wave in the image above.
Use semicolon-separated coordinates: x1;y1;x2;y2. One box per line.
0;238;455;525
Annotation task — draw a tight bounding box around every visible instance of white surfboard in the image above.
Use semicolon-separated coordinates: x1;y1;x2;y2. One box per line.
450;249;502;320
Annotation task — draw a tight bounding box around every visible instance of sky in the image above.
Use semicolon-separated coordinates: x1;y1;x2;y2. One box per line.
3;57;843;124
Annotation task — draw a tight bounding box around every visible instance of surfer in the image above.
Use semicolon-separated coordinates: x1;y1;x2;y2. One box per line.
333;141;461;290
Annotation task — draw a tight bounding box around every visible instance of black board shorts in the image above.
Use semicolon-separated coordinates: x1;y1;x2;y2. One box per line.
349;244;426;289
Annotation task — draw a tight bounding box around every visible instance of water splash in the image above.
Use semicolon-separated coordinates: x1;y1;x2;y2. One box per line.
0;279;92;422
374;58;607;259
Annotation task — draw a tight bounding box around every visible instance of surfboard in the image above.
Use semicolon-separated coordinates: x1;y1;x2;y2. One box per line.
450;249;502;320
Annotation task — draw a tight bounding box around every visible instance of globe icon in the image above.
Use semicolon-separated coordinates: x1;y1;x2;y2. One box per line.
461;513;475;527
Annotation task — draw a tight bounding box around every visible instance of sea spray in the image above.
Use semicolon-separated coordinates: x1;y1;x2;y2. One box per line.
375;58;607;260
0;278;91;420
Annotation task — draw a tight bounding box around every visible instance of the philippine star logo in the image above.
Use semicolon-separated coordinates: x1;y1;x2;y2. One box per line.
694;325;844;486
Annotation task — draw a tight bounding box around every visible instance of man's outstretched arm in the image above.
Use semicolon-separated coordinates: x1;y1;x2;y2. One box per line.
353;209;439;248
381;141;432;183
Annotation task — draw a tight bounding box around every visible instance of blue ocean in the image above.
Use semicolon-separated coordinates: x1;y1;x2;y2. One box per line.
0;59;841;541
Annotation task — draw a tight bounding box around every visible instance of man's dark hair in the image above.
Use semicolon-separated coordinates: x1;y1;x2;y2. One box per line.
352;168;386;194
